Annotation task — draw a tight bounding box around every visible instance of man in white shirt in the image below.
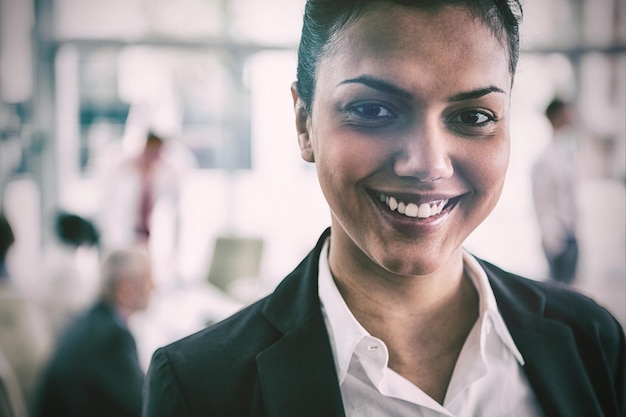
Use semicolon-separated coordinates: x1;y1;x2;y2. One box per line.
531;98;580;284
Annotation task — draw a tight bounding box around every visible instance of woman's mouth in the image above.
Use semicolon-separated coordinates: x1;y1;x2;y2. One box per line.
377;193;454;219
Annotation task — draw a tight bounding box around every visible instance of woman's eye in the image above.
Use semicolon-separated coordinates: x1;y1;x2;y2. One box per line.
347;103;396;121
453;110;493;125
447;109;498;136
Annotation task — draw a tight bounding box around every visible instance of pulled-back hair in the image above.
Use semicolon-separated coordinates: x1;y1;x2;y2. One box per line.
295;0;523;111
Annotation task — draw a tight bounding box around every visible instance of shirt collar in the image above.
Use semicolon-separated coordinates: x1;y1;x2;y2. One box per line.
462;251;525;365
318;239;371;383
318;238;524;385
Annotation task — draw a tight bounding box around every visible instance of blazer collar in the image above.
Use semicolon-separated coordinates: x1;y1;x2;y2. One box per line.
481;259;603;417
261;228;330;334
258;228;345;417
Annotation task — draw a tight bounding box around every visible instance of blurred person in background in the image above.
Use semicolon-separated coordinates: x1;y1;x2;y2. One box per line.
99;131;181;249
143;1;625;416
531;98;580;284
98;130;183;288
0;346;28;417
0;213;51;417
0;212;28;417
41;211;101;340
35;248;155;417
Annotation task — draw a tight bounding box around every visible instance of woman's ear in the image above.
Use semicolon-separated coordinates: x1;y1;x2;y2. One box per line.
291;82;315;163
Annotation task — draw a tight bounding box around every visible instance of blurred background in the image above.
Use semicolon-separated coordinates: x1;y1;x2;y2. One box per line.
0;0;624;374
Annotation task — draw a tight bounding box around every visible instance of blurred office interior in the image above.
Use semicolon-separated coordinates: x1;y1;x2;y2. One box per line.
0;0;625;369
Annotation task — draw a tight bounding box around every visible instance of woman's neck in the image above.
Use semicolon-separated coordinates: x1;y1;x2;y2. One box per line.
327;241;479;403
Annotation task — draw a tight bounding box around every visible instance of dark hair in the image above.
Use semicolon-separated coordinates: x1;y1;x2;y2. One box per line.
55;212;100;247
295;0;523;111
0;213;15;262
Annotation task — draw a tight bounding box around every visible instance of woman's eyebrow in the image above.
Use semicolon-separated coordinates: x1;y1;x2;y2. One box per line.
447;86;505;102
337;75;504;102
337;76;505;103
337;76;413;99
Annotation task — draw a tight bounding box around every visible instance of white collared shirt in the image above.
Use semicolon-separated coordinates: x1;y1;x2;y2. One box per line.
318;240;544;417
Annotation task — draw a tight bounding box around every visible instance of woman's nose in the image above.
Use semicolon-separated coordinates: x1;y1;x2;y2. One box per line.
393;122;453;182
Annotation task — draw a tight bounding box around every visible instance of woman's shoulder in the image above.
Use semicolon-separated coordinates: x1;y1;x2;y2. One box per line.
145;294;281;410
157;295;277;364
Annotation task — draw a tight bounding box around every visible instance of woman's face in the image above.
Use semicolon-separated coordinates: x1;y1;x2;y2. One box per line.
294;4;512;277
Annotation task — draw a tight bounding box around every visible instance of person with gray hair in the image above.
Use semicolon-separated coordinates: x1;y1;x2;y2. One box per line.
35;248;154;417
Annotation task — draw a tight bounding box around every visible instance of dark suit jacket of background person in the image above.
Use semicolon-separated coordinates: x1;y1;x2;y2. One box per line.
36;301;144;417
143;229;625;417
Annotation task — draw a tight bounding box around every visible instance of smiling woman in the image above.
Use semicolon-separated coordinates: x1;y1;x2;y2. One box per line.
142;1;626;417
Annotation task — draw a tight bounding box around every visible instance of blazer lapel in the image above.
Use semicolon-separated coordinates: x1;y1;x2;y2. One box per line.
256;310;345;417
506;318;602;417
257;229;345;417
483;260;603;417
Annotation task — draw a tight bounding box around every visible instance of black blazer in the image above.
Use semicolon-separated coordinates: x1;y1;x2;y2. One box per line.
143;229;625;417
36;301;144;417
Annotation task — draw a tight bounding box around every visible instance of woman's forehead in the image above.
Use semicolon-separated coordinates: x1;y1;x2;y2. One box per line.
335;4;502;52
316;4;511;97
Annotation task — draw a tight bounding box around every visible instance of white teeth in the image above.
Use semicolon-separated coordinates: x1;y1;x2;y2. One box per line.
417;203;431;218
405;203;418;217
378;193;449;219
389;197;398;211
